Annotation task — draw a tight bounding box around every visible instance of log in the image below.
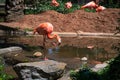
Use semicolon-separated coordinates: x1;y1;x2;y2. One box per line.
0;46;22;54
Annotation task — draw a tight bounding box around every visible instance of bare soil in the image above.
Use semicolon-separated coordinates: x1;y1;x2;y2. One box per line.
0;8;120;33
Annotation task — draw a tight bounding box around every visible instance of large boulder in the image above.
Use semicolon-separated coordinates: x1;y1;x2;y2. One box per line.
13;60;67;80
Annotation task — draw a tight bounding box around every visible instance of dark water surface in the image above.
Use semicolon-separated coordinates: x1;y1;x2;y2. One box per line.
21;37;120;69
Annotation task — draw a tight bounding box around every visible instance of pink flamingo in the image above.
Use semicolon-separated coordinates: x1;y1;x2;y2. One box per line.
65;1;72;9
96;6;106;12
51;0;59;7
81;1;98;9
33;22;61;60
33;22;61;46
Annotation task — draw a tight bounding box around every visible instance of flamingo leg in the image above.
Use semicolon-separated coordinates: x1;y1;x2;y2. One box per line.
43;35;48;60
43;35;46;47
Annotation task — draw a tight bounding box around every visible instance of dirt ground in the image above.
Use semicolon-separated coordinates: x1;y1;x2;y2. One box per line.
0;8;120;33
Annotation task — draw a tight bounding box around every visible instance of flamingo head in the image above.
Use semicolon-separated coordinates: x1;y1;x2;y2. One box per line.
55;34;61;46
52;35;61;46
58;37;61;45
96;6;106;12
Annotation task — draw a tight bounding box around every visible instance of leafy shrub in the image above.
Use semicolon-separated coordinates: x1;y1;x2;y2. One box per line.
0;57;14;80
97;54;120;80
24;0;80;14
84;8;96;13
70;68;101;80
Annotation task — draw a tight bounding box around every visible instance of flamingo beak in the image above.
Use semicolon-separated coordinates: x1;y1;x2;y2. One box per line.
52;37;61;46
58;38;61;45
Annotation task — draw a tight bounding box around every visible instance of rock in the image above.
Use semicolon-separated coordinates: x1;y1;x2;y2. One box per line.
58;71;72;80
0;46;22;54
13;60;67;80
91;63;108;72
81;57;87;61
33;52;42;57
3;52;30;65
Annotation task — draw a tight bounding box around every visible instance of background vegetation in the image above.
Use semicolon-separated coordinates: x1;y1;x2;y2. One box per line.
24;0;120;14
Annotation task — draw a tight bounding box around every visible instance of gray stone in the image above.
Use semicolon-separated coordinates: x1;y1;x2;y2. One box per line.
0;46;22;54
13;60;67;80
91;63;108;72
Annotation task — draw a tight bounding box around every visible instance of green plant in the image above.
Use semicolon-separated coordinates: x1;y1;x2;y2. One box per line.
24;0;81;14
70;60;101;80
84;8;96;13
24;0;120;14
70;68;101;80
96;53;120;80
0;57;14;80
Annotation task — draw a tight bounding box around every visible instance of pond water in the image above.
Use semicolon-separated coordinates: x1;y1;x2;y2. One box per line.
18;37;119;70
